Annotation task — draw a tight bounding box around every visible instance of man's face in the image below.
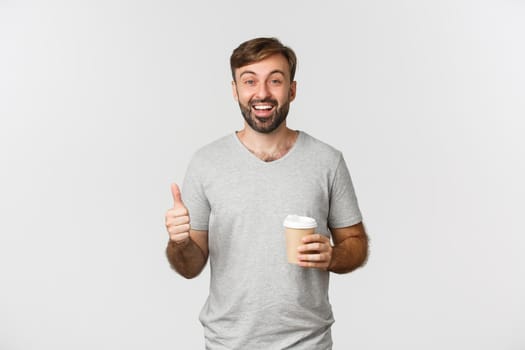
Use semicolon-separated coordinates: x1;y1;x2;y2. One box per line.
232;54;296;134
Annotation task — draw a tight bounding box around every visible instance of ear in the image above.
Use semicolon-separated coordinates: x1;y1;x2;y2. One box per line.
289;81;297;102
232;80;239;101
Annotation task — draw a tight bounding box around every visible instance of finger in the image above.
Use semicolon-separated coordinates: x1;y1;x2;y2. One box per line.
166;215;190;227
301;233;330;244
298;260;329;270
167;223;191;235
298;252;330;262
170;231;190;243
297;242;329;252
170;183;186;210
166;207;189;220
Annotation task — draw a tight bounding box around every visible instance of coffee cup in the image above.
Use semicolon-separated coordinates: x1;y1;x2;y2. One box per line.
283;215;317;264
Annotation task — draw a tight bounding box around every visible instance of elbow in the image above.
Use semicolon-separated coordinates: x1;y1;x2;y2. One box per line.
358;235;370;267
328;234;369;274
353;234;370;271
175;266;204;279
167;260;205;279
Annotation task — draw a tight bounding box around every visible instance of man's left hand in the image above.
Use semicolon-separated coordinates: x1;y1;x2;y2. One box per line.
297;234;333;270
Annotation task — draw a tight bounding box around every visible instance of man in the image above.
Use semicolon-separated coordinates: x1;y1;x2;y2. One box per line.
165;37;368;349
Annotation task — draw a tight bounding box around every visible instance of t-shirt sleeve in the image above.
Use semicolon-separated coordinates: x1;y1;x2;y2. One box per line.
182;155;211;231
328;154;363;229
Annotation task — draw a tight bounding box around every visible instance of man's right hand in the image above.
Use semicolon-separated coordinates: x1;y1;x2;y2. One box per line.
165;183;191;245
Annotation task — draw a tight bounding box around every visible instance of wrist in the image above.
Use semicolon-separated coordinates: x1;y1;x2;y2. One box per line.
168;237;191;250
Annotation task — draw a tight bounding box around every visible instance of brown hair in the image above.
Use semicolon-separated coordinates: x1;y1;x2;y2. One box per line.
230;37;297;82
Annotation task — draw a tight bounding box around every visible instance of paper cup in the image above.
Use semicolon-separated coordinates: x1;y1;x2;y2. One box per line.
283;215;317;264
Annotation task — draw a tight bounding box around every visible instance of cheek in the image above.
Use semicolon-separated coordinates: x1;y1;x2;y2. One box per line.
239;92;254;104
233;87;241;101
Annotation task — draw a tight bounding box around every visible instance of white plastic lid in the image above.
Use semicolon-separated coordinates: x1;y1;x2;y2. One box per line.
283;215;317;229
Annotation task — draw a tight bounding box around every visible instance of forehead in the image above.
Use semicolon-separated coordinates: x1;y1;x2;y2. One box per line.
235;54;290;79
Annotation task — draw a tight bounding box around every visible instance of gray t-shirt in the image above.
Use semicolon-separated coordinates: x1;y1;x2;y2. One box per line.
182;131;362;350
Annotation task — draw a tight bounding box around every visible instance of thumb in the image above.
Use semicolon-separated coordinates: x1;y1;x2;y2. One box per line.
170;183;185;209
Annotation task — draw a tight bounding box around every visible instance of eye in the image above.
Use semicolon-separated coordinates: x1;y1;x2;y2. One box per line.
270;79;282;85
244;79;256;86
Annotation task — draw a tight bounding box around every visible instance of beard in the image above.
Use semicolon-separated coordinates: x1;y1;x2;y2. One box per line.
238;98;291;134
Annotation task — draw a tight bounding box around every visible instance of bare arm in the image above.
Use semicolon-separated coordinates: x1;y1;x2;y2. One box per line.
165;184;209;279
165;229;209;279
328;222;369;273
298;222;369;273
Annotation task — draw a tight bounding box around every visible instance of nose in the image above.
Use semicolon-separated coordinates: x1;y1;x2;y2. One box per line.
255;82;271;99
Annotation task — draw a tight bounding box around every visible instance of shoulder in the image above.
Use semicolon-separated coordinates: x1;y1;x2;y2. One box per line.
189;133;236;165
298;131;343;165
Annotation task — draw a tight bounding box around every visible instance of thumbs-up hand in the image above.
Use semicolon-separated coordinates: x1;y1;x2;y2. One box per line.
165;183;191;244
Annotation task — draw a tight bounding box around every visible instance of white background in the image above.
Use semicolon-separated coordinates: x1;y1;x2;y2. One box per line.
1;1;524;349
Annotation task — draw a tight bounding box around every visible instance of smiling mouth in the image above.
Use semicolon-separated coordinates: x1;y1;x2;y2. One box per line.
252;104;275;111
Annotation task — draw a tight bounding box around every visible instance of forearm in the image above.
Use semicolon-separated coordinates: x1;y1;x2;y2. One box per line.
328;234;369;274
165;238;207;279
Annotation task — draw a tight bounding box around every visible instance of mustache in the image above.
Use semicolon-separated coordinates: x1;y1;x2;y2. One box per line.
249;99;278;106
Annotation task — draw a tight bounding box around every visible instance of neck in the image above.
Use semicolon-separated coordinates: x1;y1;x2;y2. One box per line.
236;123;298;162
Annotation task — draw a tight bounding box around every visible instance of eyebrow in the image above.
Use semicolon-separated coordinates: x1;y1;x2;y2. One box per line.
239;70;286;78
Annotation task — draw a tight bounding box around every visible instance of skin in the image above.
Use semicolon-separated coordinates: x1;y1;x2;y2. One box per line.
232;54;298;161
233;54;296;135
165;54;368;277
297;224;368;272
165;184;208;278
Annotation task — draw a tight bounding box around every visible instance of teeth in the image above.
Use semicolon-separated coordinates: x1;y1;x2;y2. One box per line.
253;105;273;110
